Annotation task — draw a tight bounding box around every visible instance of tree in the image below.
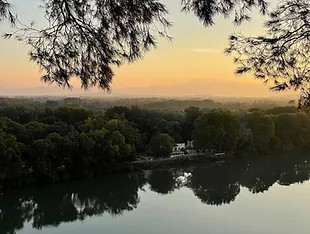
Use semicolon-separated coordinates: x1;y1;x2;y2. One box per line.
3;1;309;107
4;0;309;108
236;123;255;153
150;133;175;158
24;121;48;141
66;131;96;177
104;119;141;160
273;113;310;151
226;0;310;109
51;107;91;125
1;0;269;89
0;130;24;184
0;0;15;24
181;107;202;141
181;0;268;26
28;138;56;183
246;111;275;153
3;0;171;90
0;106;36;124
193;109;240;151
184;107;201;123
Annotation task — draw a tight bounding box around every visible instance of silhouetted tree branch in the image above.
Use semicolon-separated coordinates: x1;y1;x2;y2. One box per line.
6;0;171;90
2;0;271;90
2;0;310;109
226;0;310;109
0;0;15;24
181;0;268;26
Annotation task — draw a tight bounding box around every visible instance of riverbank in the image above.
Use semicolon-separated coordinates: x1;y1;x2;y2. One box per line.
110;153;232;173
0;153;231;191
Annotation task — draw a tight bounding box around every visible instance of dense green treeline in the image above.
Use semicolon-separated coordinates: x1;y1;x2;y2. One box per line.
194;109;310;154
0;103;309;189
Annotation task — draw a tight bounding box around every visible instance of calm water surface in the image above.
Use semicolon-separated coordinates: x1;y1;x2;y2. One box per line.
1;153;310;234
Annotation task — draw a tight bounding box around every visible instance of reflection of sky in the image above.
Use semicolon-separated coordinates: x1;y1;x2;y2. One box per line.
0;0;293;98
19;182;310;234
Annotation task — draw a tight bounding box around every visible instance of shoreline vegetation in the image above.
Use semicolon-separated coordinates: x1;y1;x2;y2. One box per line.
119;153;231;173
0;97;310;191
0;152;231;191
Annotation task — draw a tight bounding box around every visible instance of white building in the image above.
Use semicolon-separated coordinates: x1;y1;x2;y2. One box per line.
186;141;194;148
170;151;185;158
170;143;186;158
173;143;186;152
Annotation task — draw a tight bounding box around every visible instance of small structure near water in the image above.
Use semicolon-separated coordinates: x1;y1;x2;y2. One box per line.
170;141;196;158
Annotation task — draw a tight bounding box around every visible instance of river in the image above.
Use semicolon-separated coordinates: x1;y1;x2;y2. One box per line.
1;152;310;234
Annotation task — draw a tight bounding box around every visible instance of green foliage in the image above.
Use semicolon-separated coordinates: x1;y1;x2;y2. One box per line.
273;113;310;151
246;111;275;154
266;106;297;115
47;106;91;125
28;138;56;183
193;109;240;151
0;106;36;124
0;100;309;189
104;106;183;148
181;107;202;141
150;134;175;158
0;130;24;184
236;123;255;153
0;106;142;187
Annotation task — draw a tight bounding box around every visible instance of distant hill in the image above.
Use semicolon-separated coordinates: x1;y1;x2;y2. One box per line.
0;78;298;102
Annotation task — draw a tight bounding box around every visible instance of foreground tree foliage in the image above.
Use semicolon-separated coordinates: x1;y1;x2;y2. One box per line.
226;0;310;109
3;0;309;108
181;0;268;26
2;0;171;90
0;0;15;24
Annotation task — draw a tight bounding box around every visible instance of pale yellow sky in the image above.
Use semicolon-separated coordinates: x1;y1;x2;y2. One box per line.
0;0;296;97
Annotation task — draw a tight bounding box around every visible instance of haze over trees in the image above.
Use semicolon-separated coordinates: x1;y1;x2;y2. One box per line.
0;0;309;108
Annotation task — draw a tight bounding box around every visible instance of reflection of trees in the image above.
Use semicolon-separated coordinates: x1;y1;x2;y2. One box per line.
238;159;278;194
277;157;310;186
188;153;310;205
0;196;34;234
2;153;310;233
189;164;241;206
147;170;176;194
238;154;310;193
0;172;146;233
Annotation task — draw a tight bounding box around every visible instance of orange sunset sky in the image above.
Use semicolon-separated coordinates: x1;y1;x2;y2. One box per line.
0;0;296;98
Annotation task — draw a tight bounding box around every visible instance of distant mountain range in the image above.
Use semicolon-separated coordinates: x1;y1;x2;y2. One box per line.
0;79;298;101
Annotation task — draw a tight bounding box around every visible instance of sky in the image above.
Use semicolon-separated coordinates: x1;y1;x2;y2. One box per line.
0;0;296;98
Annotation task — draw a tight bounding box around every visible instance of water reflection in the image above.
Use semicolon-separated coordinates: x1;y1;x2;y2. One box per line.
148;170;176;194
1;153;310;233
190;163;241;205
0;173;146;234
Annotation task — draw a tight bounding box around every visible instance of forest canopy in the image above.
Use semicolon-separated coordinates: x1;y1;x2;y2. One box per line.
0;98;309;189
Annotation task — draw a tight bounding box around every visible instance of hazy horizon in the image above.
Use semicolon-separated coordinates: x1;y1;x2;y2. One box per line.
0;0;292;99
0;78;297;100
